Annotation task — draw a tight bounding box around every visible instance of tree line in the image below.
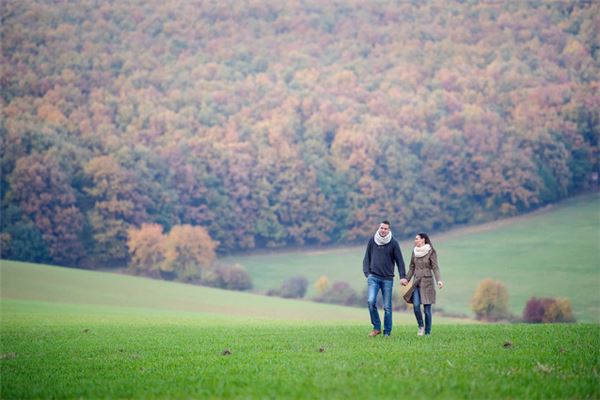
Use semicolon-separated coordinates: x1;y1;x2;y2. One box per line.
1;0;598;271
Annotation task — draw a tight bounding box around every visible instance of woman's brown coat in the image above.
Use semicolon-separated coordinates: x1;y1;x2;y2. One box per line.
403;249;442;305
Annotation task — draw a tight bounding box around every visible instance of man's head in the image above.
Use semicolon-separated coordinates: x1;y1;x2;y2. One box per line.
378;221;391;237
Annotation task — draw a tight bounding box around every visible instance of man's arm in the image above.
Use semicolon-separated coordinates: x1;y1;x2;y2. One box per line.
362;240;372;277
394;241;406;279
405;254;416;282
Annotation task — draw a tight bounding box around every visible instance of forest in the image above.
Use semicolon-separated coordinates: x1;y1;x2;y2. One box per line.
1;0;598;270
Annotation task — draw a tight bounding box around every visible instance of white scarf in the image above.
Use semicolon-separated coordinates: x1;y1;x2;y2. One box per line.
374;227;392;246
413;244;431;258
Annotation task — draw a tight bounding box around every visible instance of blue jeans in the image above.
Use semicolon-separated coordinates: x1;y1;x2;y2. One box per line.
412;287;432;334
367;275;393;335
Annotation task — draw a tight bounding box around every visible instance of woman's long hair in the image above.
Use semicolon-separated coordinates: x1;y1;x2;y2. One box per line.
417;232;434;250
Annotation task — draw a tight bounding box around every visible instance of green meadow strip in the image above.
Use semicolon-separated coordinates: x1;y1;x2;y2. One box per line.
1;301;598;399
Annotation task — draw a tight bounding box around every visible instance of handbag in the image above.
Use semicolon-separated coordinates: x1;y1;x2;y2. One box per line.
402;277;420;304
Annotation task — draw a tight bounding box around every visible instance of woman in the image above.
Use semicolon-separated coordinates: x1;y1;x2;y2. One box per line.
402;233;443;336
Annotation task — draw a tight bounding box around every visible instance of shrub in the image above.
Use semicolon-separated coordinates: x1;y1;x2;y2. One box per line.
523;297;575;323
314;281;359;306
551;298;576;322
471;278;510;321
220;263;252;291
279;276;309;298
522;297;546;323
359;285;407;311
200;267;225;288
200;263;252;291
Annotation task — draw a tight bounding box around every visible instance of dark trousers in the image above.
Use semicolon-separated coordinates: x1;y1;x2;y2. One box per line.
412;287;432;334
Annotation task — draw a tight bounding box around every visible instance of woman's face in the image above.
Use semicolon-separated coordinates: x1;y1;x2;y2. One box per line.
415;235;425;247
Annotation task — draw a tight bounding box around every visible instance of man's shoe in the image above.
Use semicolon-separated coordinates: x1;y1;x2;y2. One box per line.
368;329;381;337
417;327;425;336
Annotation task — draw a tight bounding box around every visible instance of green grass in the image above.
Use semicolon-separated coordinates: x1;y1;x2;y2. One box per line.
224;193;600;322
1;300;598;399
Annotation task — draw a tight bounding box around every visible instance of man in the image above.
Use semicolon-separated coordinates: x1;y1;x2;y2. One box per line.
363;220;407;337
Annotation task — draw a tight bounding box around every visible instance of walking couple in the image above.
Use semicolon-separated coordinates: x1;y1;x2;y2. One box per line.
363;220;443;337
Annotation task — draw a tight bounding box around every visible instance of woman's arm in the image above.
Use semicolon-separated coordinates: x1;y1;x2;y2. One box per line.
430;250;443;288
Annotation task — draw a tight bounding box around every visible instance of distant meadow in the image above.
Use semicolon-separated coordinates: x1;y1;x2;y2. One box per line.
225;194;600;323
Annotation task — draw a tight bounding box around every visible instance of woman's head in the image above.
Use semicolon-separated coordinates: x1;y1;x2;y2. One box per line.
415;232;432;247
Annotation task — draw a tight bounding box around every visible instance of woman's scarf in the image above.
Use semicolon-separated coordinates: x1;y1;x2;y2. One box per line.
374;226;392;246
413;244;431;258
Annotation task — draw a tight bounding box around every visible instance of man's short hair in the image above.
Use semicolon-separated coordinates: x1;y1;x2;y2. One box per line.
381;220;391;228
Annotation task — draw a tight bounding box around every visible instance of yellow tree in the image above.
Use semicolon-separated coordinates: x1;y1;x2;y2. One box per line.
471;279;510;321
127;223;166;277
163;225;218;281
314;275;329;295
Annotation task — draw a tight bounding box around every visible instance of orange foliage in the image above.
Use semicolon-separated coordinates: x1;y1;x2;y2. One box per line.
163;225;219;281
127;223;166;276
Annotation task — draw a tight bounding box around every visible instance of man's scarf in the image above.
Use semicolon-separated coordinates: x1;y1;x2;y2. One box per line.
374;225;392;246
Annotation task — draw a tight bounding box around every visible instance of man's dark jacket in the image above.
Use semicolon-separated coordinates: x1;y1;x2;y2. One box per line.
362;237;406;280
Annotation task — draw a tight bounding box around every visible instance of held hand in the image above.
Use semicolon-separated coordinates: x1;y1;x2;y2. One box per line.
438;281;444;289
400;278;408;286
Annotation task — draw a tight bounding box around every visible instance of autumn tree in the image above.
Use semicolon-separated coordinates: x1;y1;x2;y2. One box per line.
127;223;166;278
84;155;149;265
163;224;218;282
314;275;329;295
0;204;49;263
6;153;84;265
471;279;511;321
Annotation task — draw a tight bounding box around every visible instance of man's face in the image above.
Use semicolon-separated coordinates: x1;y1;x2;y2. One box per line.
378;224;390;237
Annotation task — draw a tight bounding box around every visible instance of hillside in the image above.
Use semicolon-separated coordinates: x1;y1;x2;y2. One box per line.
225;193;600;322
1;0;598;269
0;259;471;324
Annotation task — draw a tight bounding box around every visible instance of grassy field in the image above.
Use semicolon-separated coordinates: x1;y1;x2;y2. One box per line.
224;193;600;322
1;253;599;398
1;300;598;399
